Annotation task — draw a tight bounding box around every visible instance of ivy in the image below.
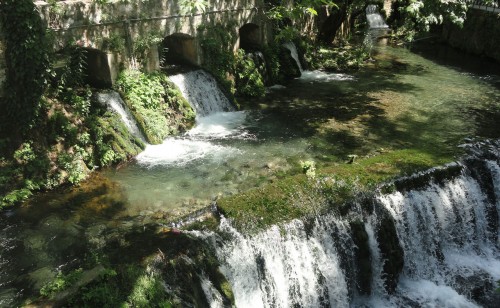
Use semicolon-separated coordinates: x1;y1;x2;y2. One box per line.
234;50;266;98
0;0;50;141
198;23;238;96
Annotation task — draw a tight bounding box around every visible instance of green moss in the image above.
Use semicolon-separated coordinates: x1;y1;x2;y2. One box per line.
218;148;454;231
350;220;372;295
116;70;195;144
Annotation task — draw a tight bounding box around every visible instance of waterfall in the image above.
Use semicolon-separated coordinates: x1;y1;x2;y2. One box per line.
135;71;246;167
281;42;356;82
282;42;304;72
95;91;147;143
204;141;500;307
214;217;351;307
169;70;234;118
366;4;389;29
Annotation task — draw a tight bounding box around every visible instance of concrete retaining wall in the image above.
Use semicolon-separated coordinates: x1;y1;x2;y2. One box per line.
443;8;500;63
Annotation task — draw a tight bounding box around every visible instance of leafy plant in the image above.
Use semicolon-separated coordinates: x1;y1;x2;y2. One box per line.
198;23;238;96
300;160;317;178
132;32;163;68
179;0;208;15
40;268;84;299
234;50;266;98
116;70;195;144
0;0;50;137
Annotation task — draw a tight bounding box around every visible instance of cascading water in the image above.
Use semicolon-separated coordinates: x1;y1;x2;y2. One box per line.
366;4;389;29
282;42;304;73
95;91;147;143
134;70;245;167
200;141;500;307
169;70;234;117
281;42;355;82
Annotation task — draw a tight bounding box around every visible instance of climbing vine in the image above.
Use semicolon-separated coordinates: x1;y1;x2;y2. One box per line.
0;0;50;141
198;23;238;96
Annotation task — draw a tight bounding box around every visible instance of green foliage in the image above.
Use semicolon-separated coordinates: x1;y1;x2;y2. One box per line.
67;264;172;307
57;153;86;184
300;160;316;178
0;0;50;137
315;45;370;71
133;32;163;67
40;268;84;298
234;50;266;98
116;69;195;144
102;34;126;52
389;0;469;40
117;70;166;109
88;111;144;167
198;23;238;96
274;26;301;44
179;0;208;14
262;43;283;84
266;0;337;21
126;273;169;307
1;188;33;209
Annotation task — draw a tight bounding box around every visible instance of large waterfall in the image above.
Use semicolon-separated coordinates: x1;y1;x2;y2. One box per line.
201;142;500;307
366;4;389;29
169;70;234;117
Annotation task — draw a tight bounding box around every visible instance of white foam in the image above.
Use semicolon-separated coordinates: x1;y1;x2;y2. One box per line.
300;70;355;82
136;138;237;167
398;279;480;308
188;111;252;140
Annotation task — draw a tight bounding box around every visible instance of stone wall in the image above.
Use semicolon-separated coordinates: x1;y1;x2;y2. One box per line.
0;0;271;94
35;0;265;52
29;0;268;84
443;8;500;63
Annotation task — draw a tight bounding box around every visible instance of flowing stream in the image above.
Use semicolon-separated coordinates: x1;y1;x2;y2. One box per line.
0;43;499;306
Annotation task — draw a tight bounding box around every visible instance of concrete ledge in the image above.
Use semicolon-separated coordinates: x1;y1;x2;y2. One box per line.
443;9;500;63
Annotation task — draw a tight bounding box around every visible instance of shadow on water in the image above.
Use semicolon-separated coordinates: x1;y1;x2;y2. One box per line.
1;44;500;306
408;40;500;89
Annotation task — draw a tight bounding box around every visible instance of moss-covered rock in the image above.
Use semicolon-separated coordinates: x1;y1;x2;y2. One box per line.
350;220;372;295
376;215;404;294
115;70;195;144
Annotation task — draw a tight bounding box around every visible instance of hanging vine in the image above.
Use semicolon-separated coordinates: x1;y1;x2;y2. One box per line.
0;0;50;142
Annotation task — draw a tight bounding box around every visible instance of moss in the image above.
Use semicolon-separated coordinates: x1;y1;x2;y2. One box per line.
218;148;454;231
116;70;195;144
350;220;372;295
376;215;404;294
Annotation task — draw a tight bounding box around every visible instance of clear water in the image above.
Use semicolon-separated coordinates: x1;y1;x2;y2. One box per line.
0;43;499;306
105;43;500;216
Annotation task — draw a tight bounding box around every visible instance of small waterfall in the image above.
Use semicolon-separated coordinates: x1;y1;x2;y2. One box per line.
169;70;234;118
204;141;500;307
95;91;147;143
366;4;389;29
214;216;351;307
282;42;304;72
